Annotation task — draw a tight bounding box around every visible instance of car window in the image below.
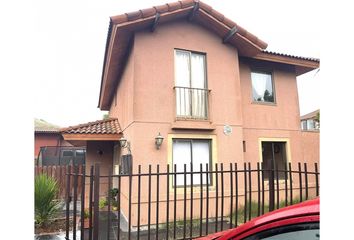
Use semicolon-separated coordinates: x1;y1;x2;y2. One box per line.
241;222;319;240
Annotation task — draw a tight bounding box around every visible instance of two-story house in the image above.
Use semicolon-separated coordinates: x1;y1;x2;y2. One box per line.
60;0;319;225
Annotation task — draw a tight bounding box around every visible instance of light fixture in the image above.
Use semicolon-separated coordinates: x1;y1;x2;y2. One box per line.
155;132;164;150
119;137;131;154
119;137;127;148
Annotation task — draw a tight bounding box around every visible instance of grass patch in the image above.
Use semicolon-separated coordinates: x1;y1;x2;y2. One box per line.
231;197;306;225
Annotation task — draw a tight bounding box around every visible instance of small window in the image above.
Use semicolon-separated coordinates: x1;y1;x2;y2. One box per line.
251;71;275;103
75;150;85;157
62;150;73;157
301;120;307;130
307;119;315;130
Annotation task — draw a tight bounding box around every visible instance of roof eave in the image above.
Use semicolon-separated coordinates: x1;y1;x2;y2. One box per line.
98;1;269;110
98;20;114;109
253;52;320;76
62;133;123;141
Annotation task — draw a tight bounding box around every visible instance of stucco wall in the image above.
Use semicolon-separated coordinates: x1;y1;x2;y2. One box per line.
301;131;320;165
109;43;135;130
34;133;72;158
86;141;115;197
239;59;301;131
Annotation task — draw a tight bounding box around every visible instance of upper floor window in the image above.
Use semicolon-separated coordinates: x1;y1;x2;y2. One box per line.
174;49;209;119
301;119;319;131
251;71;275;103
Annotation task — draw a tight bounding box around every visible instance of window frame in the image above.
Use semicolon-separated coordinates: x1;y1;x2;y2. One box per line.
174;48;209;119
241;222;319;240
258;138;292;184
172;138;212;187
61;150;74;157
250;69;276;105
167;134;217;192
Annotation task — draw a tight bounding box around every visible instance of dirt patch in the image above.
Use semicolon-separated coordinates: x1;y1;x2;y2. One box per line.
35;218;73;235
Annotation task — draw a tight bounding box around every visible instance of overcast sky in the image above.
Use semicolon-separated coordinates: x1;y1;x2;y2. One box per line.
33;0;320;127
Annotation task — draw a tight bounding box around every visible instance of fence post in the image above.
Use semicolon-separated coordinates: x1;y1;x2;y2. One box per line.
107;168;112;240
315;163;319;196
73;165;78;240
269;145;276;212
93;164;100;240
65;165;71;240
80;165;86;240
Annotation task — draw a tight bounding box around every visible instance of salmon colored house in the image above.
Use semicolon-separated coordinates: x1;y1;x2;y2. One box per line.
34;119;73;160
61;0;319;226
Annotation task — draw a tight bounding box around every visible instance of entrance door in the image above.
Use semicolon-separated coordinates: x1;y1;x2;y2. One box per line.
261;141;287;211
261;141;287;179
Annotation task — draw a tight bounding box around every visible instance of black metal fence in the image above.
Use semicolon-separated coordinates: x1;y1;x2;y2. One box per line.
65;162;319;240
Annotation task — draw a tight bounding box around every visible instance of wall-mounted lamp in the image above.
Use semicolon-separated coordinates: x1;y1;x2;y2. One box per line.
119;137;131;154
119;137;128;148
155;132;164;150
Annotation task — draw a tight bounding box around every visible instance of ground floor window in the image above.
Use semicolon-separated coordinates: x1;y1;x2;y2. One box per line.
172;139;211;186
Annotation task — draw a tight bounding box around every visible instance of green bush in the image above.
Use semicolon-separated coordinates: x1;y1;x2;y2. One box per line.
99;198;108;209
35;174;61;226
232;197;304;225
84;209;90;219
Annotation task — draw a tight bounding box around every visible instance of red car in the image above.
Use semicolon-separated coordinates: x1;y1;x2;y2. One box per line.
198;198;319;240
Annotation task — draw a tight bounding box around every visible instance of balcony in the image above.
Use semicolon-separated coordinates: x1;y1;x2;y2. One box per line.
175;86;210;120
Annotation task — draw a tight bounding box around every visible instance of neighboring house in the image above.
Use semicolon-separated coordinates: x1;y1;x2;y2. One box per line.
301;109;320;131
60;0;320;223
35;118;81;165
35;118;65;158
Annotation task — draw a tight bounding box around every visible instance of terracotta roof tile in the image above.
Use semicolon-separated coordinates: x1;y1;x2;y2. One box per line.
167;1;182;11
141;7;156;18
61;118;122;135
210;9;224;22
199;1;212;14
180;0;194;8
109;0;268;50
154;4;169;13
126;10;143;21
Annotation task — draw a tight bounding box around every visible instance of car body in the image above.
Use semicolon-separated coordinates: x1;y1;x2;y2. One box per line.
197;198;319;240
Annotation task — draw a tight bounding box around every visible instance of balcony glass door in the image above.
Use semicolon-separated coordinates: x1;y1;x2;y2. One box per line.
175;49;207;119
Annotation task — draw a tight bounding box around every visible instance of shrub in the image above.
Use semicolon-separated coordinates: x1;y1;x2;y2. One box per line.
99;198;107;209
35;174;61;226
84;209;90;219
